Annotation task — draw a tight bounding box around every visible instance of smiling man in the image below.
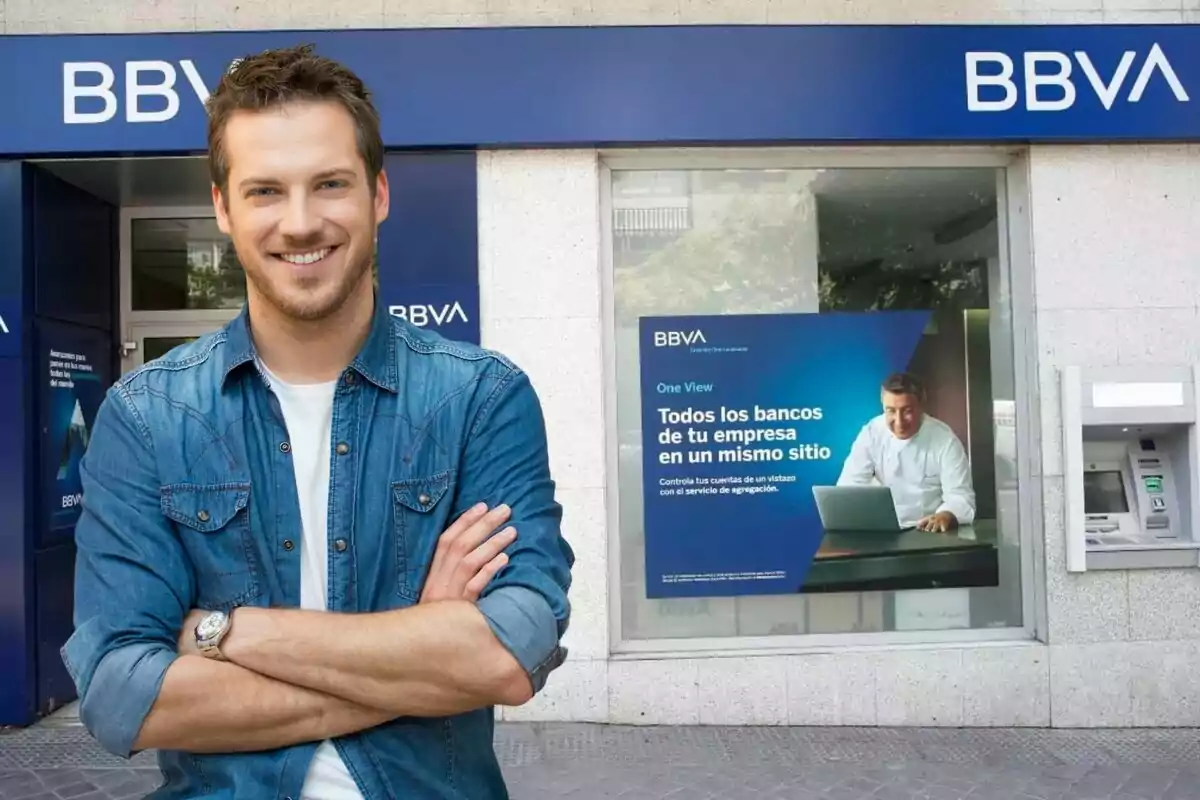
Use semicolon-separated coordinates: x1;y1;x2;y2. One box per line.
837;371;976;533
62;45;573;799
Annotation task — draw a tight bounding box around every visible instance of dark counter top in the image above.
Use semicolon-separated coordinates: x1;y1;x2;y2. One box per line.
800;522;999;593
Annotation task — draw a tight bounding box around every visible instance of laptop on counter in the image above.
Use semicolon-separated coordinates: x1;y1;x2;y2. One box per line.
811;485;912;533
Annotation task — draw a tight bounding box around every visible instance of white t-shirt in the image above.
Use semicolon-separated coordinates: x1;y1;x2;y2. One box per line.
836;413;976;529
259;363;365;800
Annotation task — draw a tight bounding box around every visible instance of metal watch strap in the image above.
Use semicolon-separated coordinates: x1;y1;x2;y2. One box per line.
195;611;231;660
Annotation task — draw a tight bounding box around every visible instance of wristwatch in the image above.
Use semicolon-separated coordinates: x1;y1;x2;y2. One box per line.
194;610;232;660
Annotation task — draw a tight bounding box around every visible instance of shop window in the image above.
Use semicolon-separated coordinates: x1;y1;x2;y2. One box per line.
130;218;246;311
609;162;1024;643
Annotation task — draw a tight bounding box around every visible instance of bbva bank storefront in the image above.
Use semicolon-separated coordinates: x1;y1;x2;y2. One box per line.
1;24;1199;730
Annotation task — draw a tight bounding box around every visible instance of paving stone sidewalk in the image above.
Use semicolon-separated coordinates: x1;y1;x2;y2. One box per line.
0;721;1197;798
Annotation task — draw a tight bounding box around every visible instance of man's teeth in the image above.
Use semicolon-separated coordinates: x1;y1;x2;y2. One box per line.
279;248;331;265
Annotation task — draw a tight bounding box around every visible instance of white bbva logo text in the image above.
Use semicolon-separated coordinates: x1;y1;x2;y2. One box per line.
653;330;706;347
965;43;1188;112
63;60;212;124
0;313;8;334
389;303;470;328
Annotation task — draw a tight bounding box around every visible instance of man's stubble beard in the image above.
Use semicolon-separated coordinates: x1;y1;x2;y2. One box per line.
247;247;374;323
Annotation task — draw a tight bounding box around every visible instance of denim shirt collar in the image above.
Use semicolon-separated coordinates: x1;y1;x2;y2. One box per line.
220;297;399;393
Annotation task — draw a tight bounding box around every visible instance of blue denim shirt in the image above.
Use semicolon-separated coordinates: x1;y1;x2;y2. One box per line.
61;300;574;799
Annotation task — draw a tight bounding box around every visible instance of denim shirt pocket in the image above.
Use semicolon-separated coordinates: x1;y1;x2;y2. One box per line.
392;470;454;603
161;481;261;612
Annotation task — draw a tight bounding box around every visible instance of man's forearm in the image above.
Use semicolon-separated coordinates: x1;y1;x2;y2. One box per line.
221;600;532;717
134;655;395;753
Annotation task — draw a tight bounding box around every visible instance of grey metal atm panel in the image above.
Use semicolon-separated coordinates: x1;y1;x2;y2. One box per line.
1062;366;1200;573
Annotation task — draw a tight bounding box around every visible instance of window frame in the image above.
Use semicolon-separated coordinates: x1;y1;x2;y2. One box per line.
598;145;1045;657
119;205;243;334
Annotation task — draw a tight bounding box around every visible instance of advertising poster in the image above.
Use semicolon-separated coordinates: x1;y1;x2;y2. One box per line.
40;323;109;536
638;311;998;599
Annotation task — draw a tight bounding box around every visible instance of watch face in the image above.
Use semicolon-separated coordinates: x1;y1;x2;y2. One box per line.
196;612;227;641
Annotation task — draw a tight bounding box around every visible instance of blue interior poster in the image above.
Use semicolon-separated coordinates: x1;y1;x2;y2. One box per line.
638;310;997;599
40;322;109;536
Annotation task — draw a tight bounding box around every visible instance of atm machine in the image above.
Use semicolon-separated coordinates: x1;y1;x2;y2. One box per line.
1061;366;1200;571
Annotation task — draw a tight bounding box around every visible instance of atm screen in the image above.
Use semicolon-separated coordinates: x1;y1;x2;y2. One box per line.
1084;470;1129;514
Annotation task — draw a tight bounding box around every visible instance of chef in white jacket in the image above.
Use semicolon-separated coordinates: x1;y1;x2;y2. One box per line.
837;372;975;533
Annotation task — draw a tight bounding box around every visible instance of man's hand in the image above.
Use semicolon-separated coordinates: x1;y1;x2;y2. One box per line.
916;511;958;533
420;503;517;603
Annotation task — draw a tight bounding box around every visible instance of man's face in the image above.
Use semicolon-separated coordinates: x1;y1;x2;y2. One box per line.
882;390;923;440
212;99;389;323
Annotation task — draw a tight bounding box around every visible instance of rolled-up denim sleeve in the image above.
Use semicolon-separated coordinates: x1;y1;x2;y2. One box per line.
462;365;574;694
60;385;193;757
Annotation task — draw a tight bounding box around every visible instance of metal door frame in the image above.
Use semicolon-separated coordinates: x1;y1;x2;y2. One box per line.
121;320;229;372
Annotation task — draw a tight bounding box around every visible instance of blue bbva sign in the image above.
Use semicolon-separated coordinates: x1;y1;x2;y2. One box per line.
0;24;1197;155
386;289;478;345
0;297;18;360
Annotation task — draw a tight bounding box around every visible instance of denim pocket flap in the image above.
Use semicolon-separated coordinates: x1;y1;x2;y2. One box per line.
392;470;452;514
160;483;251;532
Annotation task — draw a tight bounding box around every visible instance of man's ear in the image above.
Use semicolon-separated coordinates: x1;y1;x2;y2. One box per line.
374;168;390;225
212;184;231;235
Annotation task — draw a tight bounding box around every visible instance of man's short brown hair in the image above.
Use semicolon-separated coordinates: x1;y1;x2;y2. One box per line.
205;43;384;197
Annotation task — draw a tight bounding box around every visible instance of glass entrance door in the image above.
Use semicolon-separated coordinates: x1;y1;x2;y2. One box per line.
119;206;245;377
123;322;225;372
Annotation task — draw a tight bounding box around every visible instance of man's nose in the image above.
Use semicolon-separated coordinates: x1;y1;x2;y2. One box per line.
278;195;321;240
